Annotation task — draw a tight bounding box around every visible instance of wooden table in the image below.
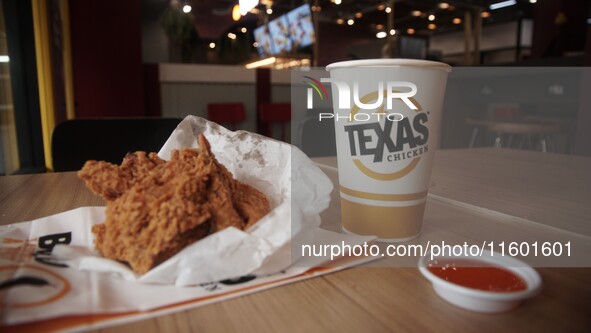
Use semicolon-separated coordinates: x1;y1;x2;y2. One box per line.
1;149;590;332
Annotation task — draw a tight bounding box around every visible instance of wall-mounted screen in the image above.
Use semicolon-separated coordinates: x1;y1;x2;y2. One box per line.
287;4;315;49
268;15;292;54
253;4;315;57
253;24;274;57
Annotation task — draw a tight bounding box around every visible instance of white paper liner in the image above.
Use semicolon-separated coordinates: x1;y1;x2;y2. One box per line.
0;116;379;326
52;116;334;285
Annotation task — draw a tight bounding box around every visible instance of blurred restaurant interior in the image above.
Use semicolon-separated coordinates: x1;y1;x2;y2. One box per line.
1;0;591;174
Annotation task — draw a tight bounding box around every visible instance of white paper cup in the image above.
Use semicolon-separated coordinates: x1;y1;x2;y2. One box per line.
325;59;451;241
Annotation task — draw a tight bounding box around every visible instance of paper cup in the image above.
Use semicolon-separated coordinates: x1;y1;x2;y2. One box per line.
325;59;451;241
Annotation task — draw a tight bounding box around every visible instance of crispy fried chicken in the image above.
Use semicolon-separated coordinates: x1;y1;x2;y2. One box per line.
78;134;270;274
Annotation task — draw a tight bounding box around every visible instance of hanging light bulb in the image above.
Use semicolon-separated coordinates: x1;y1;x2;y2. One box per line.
232;4;241;21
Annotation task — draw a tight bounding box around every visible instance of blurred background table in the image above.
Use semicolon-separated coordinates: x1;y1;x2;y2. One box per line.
0;148;590;332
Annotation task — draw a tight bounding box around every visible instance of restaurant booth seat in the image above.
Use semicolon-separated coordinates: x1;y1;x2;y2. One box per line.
259;102;291;142
51;118;182;172
207;103;246;130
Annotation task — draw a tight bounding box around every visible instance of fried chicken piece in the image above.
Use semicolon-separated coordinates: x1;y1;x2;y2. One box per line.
78;134;271;274
78;152;164;200
233;183;272;230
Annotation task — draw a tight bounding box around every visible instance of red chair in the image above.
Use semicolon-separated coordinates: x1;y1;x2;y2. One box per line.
207;103;246;130
259;103;291;142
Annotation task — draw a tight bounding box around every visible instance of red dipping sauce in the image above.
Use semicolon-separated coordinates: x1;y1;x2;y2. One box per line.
428;259;527;292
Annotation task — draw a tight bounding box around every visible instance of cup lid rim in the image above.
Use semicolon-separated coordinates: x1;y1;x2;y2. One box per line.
326;59;452;72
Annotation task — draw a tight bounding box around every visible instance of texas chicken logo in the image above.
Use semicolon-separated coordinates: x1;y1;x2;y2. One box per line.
307;77;429;181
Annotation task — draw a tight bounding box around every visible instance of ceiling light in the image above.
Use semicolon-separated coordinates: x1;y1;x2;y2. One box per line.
209;42;216;49
334;0;342;4
232;5;241;21
390;29;396;35
377;4;386;11
452;17;462;24
407;28;415;35
438;2;449;9
182;5;192;13
428;14;435;21
411;10;422;17
376;31;387;38
311;5;321;12
481;11;491;18
228;33;237;39
489;0;516;10
347;18;354;25
336;18;344;24
529;0;537;2
241;27;247;33
0;55;9;62
385;7;392;14
266;8;273;14
239;0;258;15
355;12;363;19
427;23;436;30
253;42;259;47
245;57;277;69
